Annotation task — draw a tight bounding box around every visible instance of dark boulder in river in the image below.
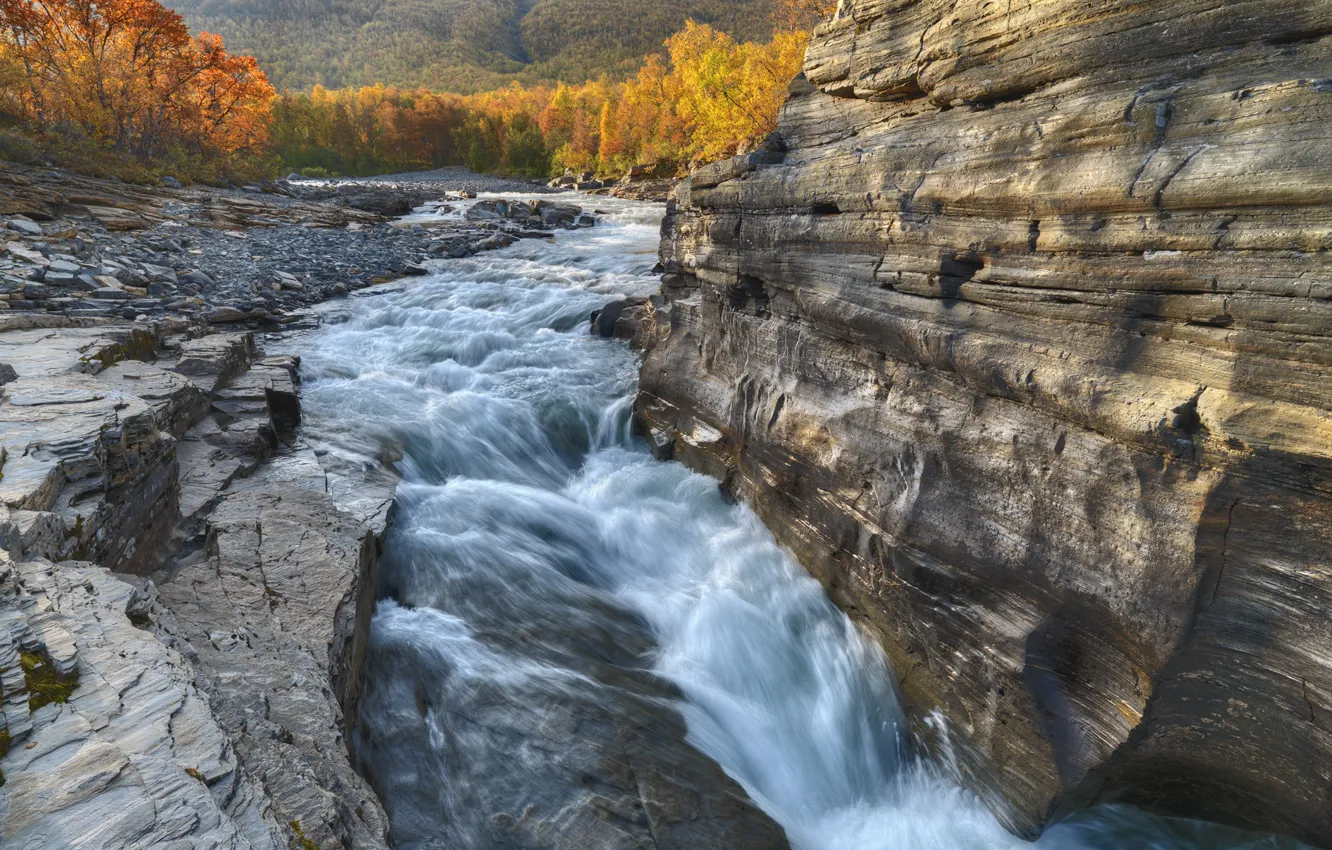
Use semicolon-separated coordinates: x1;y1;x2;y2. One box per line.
634;0;1332;846
592;297;652;343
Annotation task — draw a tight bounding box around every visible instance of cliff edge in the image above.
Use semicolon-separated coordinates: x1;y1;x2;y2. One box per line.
636;0;1332;844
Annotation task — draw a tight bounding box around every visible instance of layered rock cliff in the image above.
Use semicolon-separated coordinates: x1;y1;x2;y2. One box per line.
636;1;1332;844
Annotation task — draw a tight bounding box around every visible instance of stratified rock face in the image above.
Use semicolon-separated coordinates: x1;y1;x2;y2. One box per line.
0;555;282;849
0;319;392;849
636;1;1332;844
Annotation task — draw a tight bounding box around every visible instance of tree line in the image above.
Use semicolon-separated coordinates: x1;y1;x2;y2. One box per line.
271;21;808;179
0;0;833;181
167;0;786;94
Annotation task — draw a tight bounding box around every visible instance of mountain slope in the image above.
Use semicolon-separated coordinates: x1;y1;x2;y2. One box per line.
166;0;781;92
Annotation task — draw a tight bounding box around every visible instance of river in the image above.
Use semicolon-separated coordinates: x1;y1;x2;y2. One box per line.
297;196;1302;850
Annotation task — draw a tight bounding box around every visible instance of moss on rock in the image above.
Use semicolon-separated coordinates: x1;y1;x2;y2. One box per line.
20;650;79;711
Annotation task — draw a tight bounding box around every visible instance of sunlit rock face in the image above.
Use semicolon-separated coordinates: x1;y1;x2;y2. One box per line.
635;1;1332;844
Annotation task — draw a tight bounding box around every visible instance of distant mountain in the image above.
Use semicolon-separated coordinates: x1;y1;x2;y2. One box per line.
166;0;782;92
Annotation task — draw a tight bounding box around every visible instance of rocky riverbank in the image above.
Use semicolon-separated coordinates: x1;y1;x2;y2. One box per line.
0;165;609;848
0;318;395;849
634;2;1332;847
0;163;594;326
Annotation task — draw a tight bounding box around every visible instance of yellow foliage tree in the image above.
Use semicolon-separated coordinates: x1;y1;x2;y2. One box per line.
667;21;805;163
268;19;809;179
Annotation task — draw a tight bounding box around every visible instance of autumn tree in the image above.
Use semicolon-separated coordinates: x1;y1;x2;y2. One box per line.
0;0;273;165
667;21;805;163
771;0;839;32
264;19;807;180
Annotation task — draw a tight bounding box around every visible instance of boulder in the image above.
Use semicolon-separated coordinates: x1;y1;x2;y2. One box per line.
464;200;507;221
140;263;177;284
538;203;582;229
343;190;419;217
204;306;256;324
178;270;213;288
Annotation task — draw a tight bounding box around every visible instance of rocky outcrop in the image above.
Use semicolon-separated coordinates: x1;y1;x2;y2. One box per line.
0;555;282;849
153;484;388;850
0;318;393;848
465;197;596;230
636;2;1332;845
0;163;385;231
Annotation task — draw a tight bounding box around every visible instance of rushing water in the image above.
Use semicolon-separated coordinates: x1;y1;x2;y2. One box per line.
299;195;1303;850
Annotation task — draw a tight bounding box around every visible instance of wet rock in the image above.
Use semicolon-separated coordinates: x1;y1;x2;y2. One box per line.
590;297;651;341
464;199;507;221
539;203;581;228
343;191;422;216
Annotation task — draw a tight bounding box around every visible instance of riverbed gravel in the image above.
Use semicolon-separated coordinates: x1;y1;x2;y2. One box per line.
0;167;592;327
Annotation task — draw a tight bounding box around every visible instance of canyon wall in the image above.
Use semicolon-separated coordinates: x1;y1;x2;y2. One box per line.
635;1;1332;844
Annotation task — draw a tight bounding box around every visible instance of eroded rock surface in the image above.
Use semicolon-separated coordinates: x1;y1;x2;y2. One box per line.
154;485;388;850
0;319;391;849
637;2;1332;845
0;555;282;849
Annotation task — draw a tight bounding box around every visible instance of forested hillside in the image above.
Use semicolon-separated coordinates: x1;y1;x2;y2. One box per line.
164;0;782;92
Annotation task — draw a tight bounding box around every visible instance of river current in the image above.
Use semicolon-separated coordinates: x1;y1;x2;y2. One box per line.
298;196;1301;850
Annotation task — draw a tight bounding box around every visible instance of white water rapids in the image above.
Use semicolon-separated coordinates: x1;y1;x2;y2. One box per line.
298;195;1302;850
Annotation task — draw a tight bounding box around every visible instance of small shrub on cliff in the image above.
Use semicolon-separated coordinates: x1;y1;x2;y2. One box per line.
0;723;11;787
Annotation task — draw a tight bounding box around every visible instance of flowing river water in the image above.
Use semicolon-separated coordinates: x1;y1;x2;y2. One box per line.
297;196;1303;850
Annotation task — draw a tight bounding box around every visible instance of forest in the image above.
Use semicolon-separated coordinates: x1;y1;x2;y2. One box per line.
0;0;832;181
270;22;809;179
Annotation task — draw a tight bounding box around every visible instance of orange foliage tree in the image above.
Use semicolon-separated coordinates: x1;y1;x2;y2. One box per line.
0;0;273;163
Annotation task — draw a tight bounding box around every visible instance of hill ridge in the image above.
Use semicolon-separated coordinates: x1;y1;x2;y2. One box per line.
165;0;781;92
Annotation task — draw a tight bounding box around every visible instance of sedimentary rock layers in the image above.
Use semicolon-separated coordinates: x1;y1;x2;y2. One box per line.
0;320;391;849
636;1;1332;844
